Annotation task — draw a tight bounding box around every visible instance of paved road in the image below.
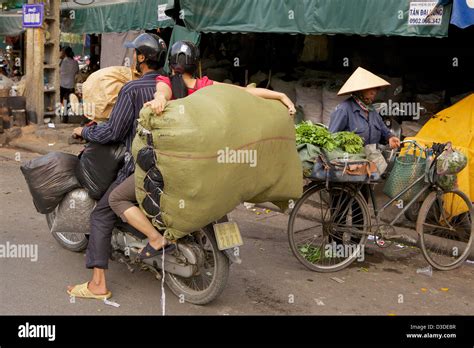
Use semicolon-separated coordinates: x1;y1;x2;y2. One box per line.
1;147;473;315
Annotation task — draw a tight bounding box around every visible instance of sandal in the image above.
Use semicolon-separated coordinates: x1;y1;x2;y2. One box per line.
138;242;176;260
67;282;112;300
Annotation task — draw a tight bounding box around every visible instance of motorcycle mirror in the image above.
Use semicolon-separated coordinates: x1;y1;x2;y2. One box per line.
393;85;403;96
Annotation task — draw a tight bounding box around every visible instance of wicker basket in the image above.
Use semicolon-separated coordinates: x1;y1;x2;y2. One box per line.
383;154;427;202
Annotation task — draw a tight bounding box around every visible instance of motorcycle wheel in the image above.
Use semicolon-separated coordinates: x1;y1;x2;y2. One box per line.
46;212;89;252
165;224;230;305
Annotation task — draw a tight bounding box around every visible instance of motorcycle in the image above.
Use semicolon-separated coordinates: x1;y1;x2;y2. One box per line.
45;194;242;305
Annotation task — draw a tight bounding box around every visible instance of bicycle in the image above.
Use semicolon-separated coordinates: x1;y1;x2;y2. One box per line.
288;140;474;272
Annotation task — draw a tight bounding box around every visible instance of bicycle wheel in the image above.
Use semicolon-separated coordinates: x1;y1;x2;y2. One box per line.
417;189;474;270
288;183;370;272
404;201;422;223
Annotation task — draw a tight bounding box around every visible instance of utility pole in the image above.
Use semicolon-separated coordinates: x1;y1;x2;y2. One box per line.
25;0;60;124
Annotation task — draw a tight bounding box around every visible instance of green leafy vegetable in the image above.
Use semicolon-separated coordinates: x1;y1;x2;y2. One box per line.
298;243;323;263
437;174;457;191
295;121;337;151
295;121;364;154
436;150;467;175
333;131;365;154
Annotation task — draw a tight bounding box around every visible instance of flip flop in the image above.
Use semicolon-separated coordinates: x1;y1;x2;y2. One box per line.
138;242;176;260
67;282;112;300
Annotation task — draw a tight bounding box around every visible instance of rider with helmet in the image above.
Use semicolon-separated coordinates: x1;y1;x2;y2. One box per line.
68;33;168;300
103;40;297;263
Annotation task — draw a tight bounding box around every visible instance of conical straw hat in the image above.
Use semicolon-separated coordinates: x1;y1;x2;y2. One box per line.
337;67;390;96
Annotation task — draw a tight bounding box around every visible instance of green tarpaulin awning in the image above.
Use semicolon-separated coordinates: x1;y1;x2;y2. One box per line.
1;0;453;38
0;11;24;36
179;0;452;37
60;0;174;34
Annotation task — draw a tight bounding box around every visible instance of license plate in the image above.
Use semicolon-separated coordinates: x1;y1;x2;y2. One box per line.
213;222;243;251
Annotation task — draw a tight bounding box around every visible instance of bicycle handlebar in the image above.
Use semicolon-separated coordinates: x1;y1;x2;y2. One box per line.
397;140;426;156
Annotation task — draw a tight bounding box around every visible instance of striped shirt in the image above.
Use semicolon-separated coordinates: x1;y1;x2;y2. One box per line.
81;71;159;184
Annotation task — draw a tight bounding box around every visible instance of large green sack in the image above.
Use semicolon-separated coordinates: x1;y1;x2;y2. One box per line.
132;84;303;240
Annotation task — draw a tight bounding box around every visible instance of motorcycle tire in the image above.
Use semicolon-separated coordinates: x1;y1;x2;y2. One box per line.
46;212;89;252
165;223;230;305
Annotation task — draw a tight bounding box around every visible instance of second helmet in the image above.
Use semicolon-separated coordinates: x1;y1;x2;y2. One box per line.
124;33;167;63
169;40;199;73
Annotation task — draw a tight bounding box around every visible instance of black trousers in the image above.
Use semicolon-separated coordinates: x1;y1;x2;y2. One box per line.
60;87;75;123
60;87;74;104
85;180;120;269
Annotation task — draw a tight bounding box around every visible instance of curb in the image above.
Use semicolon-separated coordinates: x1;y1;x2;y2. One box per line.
9;140;83;155
9;140;49;155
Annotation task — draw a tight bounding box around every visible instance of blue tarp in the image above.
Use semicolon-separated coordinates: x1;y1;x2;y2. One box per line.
451;0;474;28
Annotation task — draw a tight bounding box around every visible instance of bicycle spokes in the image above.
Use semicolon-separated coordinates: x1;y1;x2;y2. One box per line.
418;190;474;270
288;185;370;272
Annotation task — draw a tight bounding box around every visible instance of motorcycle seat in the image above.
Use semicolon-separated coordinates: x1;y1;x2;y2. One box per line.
115;220;147;240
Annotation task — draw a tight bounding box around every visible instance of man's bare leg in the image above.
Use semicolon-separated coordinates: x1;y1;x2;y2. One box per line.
122;206;167;250
67;268;108;295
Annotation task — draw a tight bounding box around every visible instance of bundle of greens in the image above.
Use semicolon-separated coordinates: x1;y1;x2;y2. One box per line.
295;121;364;154
295;121;337;151
436;149;468;175
333;131;365;154
437;174;458;191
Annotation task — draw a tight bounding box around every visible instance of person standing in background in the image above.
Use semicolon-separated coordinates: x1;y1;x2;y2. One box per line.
59;46;79;119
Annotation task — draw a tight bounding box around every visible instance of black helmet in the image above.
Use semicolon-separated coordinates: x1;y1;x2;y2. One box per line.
169;40;199;74
124;33;167;63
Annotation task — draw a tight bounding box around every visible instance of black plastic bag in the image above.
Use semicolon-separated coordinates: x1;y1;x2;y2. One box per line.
136;145;156;172
142;167;164;217
142;194;161;216
144;167;164;194
75;142;127;200
20;152;81;214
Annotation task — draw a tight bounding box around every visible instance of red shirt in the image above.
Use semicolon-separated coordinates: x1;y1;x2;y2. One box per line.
156;75;214;99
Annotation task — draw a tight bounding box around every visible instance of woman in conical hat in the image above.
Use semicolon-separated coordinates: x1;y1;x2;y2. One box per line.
328;67;400;149
329;68;401;244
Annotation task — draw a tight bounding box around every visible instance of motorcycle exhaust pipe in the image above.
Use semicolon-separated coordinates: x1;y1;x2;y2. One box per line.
140;244;197;278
